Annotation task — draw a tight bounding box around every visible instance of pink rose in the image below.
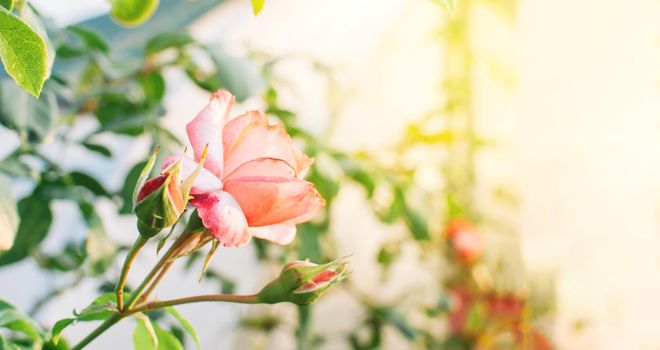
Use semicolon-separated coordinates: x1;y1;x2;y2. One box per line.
139;90;324;247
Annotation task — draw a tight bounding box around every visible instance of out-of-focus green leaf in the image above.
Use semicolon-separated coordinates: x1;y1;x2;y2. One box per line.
0;175;17;252
37;243;86;272
144;32;193;55
153;323;183;350
164;307;199;350
0;0;14;11
80;202;115;276
139;71;165;105
67;25;109;53
307;167;339;203
133;313;158;350
404;205;429;241
0;6;47;97
111;0;160;27
296;223;323;262
95;93;150;136
0;154;34;178
0;80;58;142
0;300;44;348
70;171;111;198
0;192;51;265
82;142;112;157
250;0;265;15
384;309;418;340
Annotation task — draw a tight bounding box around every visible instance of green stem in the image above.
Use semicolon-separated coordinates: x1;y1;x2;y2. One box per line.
70;314;122;350
115;236;148;311
123;232;192;311
130;294;260;314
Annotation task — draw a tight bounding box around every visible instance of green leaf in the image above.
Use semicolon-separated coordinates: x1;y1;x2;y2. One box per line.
0;192;51;265
79;202;116;276
67;25;109;53
50;318;75;345
139;71;165;105
70;171;111;197
37;242;86;272
163;307;199;349
153;324;183;350
0;154;33;178
75;293;118;321
0;6;47;97
82;142;112;157
404;206;429;241
250;0;265;15
0;175;17;252
111;0;160;27
133;313;158;350
51;292;123;343
0;300;44;347
0;0;14;11
144;32;193;55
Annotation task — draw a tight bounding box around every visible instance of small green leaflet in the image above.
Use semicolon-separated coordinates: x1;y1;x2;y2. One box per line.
0;6;47;97
164;307;200;350
133;313;158;350
250;0;265;15
51;292;124;344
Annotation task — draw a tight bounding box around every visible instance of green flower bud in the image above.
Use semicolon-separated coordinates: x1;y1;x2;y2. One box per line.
257;258;348;305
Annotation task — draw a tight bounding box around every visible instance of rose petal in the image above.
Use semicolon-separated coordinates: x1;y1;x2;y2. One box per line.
224;157;295;181
136;176;166;202
223;176;325;227
161;156;222;194
222;111;311;177
250;224;297;245
186;90;235;177
191;191;251;247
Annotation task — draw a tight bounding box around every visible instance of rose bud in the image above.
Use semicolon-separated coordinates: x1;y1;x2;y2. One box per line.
134;149;207;238
445;219;484;265
257;258;348;305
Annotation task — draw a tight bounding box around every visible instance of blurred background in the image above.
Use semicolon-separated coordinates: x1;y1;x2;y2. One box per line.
1;0;660;349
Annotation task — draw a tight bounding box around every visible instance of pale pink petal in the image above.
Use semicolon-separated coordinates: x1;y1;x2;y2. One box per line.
223;157;295;181
223;176;325;227
222;111;310;177
191;191;251;247
161;156;222;194
186;90;235;177
250;224;297;245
